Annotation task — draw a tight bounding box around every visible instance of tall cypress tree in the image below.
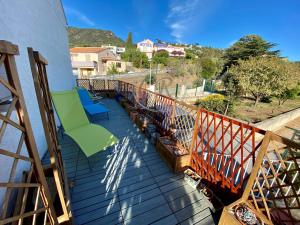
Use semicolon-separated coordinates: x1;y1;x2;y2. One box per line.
125;32;133;49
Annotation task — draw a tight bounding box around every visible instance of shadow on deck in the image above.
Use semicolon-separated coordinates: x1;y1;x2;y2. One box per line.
43;99;219;225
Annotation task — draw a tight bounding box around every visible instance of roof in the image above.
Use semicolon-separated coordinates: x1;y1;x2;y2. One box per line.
70;47;105;53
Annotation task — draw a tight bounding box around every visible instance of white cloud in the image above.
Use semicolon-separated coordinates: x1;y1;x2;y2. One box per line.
166;0;221;42
64;6;95;26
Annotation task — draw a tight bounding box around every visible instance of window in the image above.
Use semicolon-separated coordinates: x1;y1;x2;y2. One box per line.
116;62;122;68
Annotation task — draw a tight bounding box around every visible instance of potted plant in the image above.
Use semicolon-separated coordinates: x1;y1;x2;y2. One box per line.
184;168;201;189
234;204;261;225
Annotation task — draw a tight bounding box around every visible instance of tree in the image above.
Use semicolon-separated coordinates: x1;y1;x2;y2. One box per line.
152;50;169;66
276;62;300;105
224;35;280;69
201;58;217;79
228;56;295;107
125;32;134;49
121;48;149;68
107;63;118;75
277;86;300;105
133;50;149;68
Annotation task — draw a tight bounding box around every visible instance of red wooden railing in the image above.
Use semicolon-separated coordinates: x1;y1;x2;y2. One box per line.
76;79;266;194
190;109;266;193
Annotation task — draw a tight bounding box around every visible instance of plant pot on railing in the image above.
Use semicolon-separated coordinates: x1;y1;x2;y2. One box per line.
219;202;263;225
144;123;160;144
120;97;127;107
136;115;150;132
234;204;261;225
106;90;116;98
156;136;190;173
129;110;138;123
184;168;201;189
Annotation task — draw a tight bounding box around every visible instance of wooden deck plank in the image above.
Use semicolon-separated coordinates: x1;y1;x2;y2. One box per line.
123;204;173;225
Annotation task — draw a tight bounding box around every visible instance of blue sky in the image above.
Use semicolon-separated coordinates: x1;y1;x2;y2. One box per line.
62;0;300;61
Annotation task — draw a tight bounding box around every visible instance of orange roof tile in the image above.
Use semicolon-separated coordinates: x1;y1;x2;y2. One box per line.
70;47;105;53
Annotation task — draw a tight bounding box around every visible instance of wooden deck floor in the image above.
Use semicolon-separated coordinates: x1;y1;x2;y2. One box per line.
42;99;218;225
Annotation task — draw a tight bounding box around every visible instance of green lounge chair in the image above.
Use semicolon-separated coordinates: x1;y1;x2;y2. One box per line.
51;89;118;157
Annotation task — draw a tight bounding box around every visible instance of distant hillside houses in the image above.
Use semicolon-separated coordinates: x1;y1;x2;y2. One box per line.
101;44;126;55
137;39;186;59
70;47;127;77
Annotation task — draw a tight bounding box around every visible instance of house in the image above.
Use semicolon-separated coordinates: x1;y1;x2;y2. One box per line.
154;43;186;57
137;39;154;59
0;0;74;209
70;47;126;77
101;45;126;55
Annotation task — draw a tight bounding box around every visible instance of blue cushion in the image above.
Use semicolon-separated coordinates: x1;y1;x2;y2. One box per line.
78;89;94;105
84;104;109;115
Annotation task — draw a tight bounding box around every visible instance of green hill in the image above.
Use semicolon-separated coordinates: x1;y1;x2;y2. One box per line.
68;27;125;47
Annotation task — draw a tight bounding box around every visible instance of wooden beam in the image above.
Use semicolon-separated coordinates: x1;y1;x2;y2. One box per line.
0;40;19;55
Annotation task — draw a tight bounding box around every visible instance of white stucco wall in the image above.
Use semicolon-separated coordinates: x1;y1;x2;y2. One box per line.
0;0;74;206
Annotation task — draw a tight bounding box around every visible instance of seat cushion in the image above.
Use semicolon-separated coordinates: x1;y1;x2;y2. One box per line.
66;124;118;157
84;104;110;115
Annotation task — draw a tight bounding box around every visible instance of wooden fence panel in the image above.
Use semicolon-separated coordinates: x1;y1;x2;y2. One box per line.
190;108;266;193
28;47;72;224
76;79;90;90
0;41;58;225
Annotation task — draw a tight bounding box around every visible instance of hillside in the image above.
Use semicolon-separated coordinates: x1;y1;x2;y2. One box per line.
68;27;125;47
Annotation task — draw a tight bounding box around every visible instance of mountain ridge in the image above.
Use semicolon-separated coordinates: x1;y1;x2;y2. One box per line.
68;27;125;47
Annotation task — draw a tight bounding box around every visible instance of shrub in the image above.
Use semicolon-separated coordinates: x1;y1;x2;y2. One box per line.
107;64;118;75
144;73;156;85
195;94;233;114
260;95;272;103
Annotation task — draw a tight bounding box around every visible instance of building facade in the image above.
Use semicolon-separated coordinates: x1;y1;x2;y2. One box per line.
0;0;74;205
70;47;126;77
137;39;154;59
154;43;186;57
101;45;126;55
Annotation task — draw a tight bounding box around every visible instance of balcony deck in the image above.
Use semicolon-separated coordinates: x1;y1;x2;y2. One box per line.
42;99;218;225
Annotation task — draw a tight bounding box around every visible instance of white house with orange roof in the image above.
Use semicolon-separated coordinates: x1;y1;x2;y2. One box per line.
70;47;127;77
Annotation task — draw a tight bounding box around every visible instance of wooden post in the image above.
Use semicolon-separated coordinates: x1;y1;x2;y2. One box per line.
27;48;72;224
0;40;58;225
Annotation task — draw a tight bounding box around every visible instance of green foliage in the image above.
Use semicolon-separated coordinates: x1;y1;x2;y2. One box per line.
107;64;119;75
195;94;233;114
224;34;280;69
144;73;156;85
121;49;149;68
125;32;134;49
68;27;124;47
201;58;217;79
193;77;203;87
152;50;169;66
197;47;224;59
189;46;224;76
168;58;202;77
277;85;300;105
185;49;196;60
228;56;297;106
